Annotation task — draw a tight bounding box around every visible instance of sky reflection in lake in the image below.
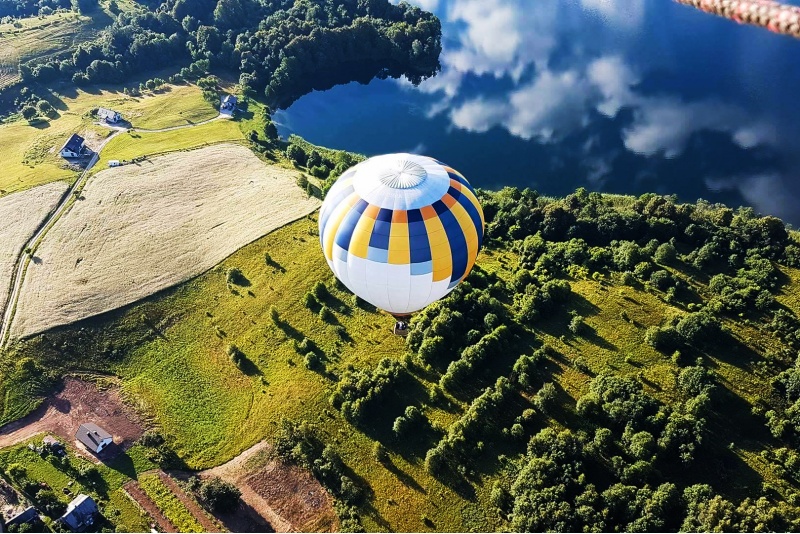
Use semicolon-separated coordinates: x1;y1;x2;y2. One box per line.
275;0;800;224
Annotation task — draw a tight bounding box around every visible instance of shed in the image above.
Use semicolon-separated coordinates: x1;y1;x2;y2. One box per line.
59;134;86;159
59;494;98;532
97;107;122;123
6;506;39;529
75;423;112;454
221;94;237;111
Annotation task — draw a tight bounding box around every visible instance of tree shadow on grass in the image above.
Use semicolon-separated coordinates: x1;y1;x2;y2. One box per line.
379;456;427;494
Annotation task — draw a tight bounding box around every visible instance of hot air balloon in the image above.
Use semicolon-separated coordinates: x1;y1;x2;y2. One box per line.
319;153;484;327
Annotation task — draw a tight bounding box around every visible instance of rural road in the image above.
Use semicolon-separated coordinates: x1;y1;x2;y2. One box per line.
0;113;227;347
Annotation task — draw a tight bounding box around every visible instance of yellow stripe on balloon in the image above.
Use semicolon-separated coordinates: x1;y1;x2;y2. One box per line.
422;210;452;282
323;193;360;261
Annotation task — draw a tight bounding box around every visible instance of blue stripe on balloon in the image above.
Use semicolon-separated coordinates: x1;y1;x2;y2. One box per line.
367;246;389;263
409;232;432;263
369;227;390;250
334;199;368;251
411;260;433;275
437;209;468;283
372;220;392;236
376;208;393;222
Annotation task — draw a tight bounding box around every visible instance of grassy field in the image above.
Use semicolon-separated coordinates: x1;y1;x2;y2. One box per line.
0;437;154;532
0;83;221;195
4;179;800;531
138;473;204;532
96;118;244;168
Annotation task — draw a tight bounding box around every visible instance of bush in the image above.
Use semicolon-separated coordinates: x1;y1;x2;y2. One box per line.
304;351;322;370
198;477;241;513
568;315;584;335
312;281;329;300
319;306;335;323
21;105;37;120
226;267;247;286
140;430;165;448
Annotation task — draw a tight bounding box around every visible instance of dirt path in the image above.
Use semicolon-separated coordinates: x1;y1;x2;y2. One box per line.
123;480;177;533
158;472;223;533
0;377;143;450
202;441;336;533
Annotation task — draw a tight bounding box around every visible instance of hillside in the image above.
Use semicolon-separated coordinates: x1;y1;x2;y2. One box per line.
3;184;800;531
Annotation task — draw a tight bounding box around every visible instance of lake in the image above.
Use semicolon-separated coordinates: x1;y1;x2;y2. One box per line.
275;0;800;225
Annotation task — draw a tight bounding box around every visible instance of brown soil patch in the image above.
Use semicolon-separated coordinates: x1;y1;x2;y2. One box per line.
123;479;177;533
12;143;320;339
202;441;337;533
0;376;144;452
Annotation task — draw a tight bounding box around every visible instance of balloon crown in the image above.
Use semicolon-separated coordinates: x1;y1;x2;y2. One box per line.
377;159;428;189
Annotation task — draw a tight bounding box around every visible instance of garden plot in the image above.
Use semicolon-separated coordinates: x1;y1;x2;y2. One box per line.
0;182;68;318
11;143;319;338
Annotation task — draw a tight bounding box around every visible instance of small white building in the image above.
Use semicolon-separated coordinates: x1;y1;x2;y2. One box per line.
75;423;112;454
59;494;98;532
220;94;237;111
97;107;122;123
59;134;86;159
108;160;121;167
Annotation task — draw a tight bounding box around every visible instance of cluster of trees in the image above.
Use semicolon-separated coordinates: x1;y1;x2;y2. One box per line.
425;377;514;476
285;136;364;189
495;426;800;531
20;0;441;110
185;476;241;513
329;357;405;423
0;0;72;18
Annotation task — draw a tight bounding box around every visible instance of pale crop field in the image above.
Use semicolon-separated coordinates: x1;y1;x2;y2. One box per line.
11;144;320;338
0;182;69;320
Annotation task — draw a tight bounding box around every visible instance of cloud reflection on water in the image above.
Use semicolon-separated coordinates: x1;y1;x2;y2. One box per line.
392;0;800;222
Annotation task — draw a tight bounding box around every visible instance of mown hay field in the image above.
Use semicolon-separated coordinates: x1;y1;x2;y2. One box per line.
0;83;219;195
0;182;68;319
11;143;320;338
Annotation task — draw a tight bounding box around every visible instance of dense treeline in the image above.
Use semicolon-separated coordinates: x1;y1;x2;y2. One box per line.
319;187;800;530
0;0;72;18
19;0;440;109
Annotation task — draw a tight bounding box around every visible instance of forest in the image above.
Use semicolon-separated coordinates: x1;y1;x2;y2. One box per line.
12;0;441;109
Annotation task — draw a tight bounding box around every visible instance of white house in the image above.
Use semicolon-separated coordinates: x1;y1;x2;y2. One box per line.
75;423;112;454
59;494;98;532
220;94;237;112
97;107;122;123
59;134;86;159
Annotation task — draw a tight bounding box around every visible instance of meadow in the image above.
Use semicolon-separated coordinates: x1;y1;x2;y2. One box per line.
6;196;798;531
0;82;221;195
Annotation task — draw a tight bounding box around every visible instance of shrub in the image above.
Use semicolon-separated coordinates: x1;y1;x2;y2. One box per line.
225;267;247;285
303;292;317;308
304;351;322;370
197;477;241;513
568;314;584;334
319;306;335;323
140;430;165;448
21;105;37;120
312;281;329;300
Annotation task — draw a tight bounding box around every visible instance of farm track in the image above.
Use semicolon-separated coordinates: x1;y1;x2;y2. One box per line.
158;471;223;533
0;114;224;347
123;479;178;533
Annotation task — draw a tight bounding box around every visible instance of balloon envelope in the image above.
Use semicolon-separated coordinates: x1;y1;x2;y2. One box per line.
319;153;484;315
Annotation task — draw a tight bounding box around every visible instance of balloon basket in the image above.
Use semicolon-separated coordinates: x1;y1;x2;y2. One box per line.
391;314;411;337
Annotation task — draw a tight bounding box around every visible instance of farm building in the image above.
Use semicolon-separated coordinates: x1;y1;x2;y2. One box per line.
97;107;122;123
75;423;112;453
221;94;237;111
58;494;98;532
5;506;39;530
59;134;86;159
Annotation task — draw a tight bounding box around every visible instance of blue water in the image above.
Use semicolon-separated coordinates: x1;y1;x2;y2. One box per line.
275;0;800;224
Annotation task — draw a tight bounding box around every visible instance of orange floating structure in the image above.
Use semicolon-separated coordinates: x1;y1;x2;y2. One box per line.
675;0;800;38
